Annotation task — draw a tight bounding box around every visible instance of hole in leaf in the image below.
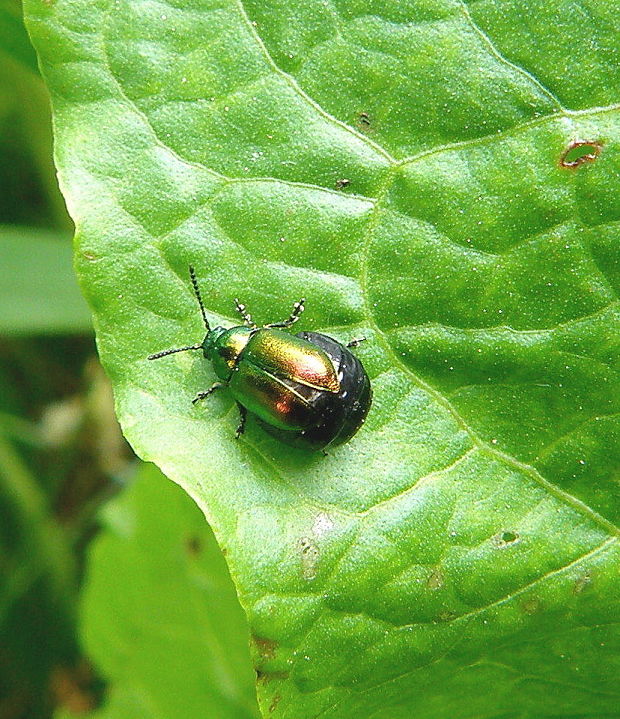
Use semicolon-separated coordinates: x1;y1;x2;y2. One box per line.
495;529;519;547
358;111;371;128
560;140;602;168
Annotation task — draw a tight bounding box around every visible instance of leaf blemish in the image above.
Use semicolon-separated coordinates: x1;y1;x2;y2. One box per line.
521;597;542;615
438;610;457;622
573;572;592;594
269;693;281;713
299;536;320;581
358;111;372;129
185;535;202;556
560;139;602;168
256;670;289;683
496;530;520;547
312;512;334;537
253;635;278;661
427;567;444;590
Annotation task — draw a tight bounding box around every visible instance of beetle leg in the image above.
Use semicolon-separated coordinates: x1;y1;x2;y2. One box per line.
235;403;248;438
192;382;225;404
234;298;256;327
266;298;305;328
346;337;366;348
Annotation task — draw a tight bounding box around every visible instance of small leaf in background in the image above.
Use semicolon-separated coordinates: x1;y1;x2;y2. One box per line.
0;0;38;72
24;0;620;717
0;8;72;232
0;227;91;335
58;463;259;719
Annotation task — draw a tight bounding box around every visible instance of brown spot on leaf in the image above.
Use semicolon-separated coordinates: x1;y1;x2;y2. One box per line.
560;140;602;168
269;693;282;713
253;635;278;661
256;670;290;683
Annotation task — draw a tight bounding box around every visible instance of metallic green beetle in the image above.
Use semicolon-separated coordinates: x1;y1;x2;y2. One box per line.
148;267;372;450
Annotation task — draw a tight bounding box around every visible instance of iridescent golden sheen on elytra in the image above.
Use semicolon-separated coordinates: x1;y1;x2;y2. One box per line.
243;330;340;393
208;328;341;431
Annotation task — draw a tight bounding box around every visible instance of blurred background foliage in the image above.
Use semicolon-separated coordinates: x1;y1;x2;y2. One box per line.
0;3;256;717
0;1;120;715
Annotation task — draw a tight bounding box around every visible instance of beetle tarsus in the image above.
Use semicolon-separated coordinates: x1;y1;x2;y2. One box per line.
234;298;256;327
266;298;306;329
346;337;366;348
192;382;224;404
235;403;247;438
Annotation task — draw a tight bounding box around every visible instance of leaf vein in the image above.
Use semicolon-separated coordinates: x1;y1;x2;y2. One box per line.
234;0;396;164
457;0;565;110
395;103;620;170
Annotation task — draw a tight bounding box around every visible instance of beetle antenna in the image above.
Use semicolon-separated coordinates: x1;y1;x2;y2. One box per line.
189;265;210;332
148;344;203;360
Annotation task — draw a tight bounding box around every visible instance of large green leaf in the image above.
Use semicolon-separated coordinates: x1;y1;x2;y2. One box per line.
25;0;620;717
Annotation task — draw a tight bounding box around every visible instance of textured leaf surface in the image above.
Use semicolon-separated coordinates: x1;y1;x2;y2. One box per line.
67;463;259;719
25;0;620;717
